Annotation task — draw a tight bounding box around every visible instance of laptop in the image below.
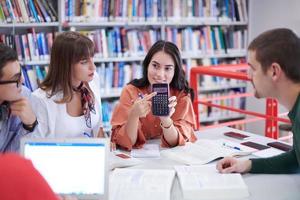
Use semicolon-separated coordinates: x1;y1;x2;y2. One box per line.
20;137;109;200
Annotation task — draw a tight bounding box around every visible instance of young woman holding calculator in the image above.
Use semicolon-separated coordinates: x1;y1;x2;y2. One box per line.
111;40;197;151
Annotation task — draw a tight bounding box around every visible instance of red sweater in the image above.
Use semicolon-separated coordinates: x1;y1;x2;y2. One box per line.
0;153;58;200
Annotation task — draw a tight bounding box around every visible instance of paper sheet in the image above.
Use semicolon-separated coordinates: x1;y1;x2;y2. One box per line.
131;144;160;158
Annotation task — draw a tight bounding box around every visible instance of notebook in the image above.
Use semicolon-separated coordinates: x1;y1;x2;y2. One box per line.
161;139;255;165
20;137;109;200
110;168;175;200
175;165;249;199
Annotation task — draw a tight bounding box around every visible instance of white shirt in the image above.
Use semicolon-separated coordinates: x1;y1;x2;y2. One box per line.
31;72;103;138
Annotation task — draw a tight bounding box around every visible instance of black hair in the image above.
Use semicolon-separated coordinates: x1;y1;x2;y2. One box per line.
0;43;18;79
129;40;194;100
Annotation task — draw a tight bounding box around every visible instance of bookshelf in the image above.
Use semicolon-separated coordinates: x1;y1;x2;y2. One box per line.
0;0;248;132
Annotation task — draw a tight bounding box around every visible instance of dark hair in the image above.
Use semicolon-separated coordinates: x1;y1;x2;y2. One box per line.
130;40;194;100
40;31;94;102
248;28;300;83
0;43;18;79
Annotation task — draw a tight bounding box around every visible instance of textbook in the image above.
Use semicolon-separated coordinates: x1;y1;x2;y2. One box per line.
175;165;249;199
110;168;175;200
161;139;255;165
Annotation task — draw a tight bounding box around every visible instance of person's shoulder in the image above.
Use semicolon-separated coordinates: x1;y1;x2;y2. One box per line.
32;88;49;99
170;88;188;98
121;84;138;93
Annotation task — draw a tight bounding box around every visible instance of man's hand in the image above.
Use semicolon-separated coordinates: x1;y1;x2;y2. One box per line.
10;97;36;125
216;157;252;174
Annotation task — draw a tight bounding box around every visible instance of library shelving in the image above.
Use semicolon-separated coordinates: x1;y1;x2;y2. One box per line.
0;0;249;132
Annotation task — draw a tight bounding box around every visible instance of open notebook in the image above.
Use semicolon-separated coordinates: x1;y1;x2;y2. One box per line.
175;165;249;199
161;139;256;165
20;137;109;200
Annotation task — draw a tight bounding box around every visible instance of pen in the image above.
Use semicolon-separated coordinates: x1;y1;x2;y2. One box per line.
138;93;144;99
223;143;241;151
83;132;92;138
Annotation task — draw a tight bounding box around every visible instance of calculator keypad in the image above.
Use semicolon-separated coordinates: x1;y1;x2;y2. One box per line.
152;94;169;116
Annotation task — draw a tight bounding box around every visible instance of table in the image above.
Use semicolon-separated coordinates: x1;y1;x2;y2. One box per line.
112;126;300;200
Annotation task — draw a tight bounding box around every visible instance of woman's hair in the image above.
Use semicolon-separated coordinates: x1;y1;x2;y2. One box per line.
40;31;94;102
130;40;194;100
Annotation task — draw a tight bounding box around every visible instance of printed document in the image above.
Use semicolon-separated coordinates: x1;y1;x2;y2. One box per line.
175;165;249;199
110;168;175;200
131;144;160;158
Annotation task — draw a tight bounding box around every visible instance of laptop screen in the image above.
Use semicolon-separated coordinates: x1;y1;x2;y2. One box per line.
20;138;109;199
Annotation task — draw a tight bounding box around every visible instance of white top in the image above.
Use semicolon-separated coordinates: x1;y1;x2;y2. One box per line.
31;72;103;138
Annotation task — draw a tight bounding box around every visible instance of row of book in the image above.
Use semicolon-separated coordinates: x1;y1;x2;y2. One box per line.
0;29;54;62
165;26;247;55
64;0;247;22
97;62;143;95
0;26;246;62
166;0;247;22
83;28;161;58
0;0;57;23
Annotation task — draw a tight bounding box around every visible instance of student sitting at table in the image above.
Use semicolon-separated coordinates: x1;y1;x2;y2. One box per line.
217;28;300;174
32;31;104;138
110;40;197;151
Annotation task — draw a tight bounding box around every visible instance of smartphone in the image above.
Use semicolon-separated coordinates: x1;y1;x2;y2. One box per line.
115;153;131;159
267;141;292;152
241;141;270;150
152;83;169;116
224;131;250;140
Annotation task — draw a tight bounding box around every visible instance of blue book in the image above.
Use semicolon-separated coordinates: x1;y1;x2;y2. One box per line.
118;62;125;87
21;66;33;91
157;0;162;18
28;0;40;22
36;34;43;58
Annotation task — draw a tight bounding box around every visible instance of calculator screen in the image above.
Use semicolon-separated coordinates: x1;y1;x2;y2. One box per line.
153;87;168;93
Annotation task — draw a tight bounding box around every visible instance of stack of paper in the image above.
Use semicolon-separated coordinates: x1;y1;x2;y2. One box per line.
110;168;175;200
175;165;249;199
161;139;255;165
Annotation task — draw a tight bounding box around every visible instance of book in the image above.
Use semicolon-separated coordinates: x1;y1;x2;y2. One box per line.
161;139;255;165
110;168;175;200
175;164;249;199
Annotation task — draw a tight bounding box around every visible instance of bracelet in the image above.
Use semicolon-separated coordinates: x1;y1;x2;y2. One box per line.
23;118;38;132
160;121;173;129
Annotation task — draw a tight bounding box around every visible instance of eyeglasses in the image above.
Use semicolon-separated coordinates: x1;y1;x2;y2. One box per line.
0;72;22;88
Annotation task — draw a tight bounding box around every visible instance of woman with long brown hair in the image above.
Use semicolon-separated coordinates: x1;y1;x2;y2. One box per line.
32;31;104;138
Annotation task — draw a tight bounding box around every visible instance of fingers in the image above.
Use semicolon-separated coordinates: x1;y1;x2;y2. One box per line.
110;142;116;152
10;97;36;125
143;92;157;101
216;157;236;173
168;96;177;107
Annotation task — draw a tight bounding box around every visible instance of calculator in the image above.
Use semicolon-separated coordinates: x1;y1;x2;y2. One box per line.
152;83;169;116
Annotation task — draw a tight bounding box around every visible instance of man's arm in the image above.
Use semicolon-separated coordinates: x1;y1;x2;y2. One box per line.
250;149;299;174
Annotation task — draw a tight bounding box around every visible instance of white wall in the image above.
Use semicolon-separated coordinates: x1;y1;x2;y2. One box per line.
246;0;300;135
